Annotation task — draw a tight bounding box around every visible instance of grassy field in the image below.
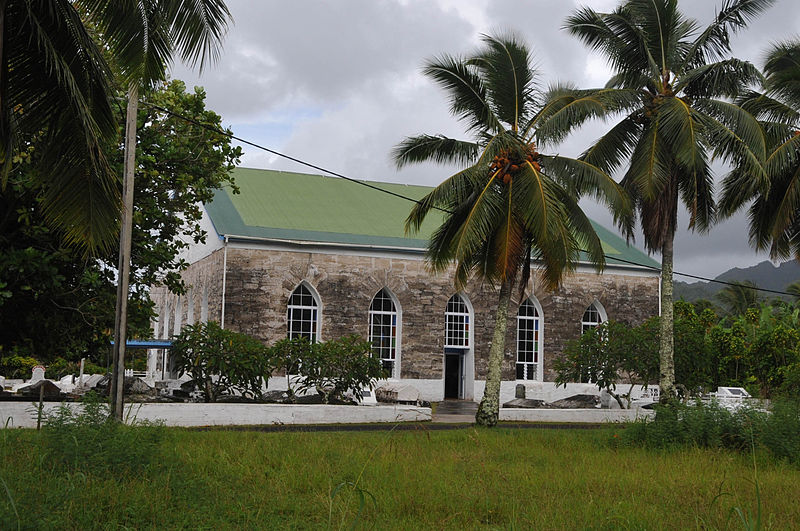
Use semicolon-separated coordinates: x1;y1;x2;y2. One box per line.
1;424;799;530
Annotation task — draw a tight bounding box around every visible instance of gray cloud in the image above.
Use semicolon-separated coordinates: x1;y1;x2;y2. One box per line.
168;0;800;279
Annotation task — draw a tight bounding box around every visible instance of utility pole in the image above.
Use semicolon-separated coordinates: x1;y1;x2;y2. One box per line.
111;84;139;421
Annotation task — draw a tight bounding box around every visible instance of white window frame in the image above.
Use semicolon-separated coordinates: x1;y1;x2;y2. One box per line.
287;282;321;343
445;294;470;348
369;288;401;379
516;297;543;381
581;300;607;334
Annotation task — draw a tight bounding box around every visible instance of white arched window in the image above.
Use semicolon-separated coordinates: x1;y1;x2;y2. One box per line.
445;294;470;347
287;284;320;342
369;289;400;378
516;297;542;380
581;301;606;334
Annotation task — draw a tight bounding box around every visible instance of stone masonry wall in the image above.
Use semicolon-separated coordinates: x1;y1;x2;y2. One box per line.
155;247;659;383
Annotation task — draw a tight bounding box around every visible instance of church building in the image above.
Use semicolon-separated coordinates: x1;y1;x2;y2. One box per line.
149;168;660;403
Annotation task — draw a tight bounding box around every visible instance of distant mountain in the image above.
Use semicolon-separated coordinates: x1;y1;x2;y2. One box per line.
674;260;800;302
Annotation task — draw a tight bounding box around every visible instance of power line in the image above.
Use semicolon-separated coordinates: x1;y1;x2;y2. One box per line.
138;99;800;299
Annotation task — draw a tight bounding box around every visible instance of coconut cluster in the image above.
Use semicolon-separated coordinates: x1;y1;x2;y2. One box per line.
488;144;541;185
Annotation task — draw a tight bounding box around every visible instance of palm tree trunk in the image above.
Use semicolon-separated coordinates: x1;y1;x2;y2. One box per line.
659;233;676;402
475;278;512;427
111;84;138;420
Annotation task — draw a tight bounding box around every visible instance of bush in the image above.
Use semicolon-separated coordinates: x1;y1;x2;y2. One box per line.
269;336;314;398
294;335;387;403
0;350;39;378
41;392;165;475
171;321;276;402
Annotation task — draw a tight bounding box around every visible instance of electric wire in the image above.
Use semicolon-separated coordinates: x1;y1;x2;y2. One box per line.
138;98;800;299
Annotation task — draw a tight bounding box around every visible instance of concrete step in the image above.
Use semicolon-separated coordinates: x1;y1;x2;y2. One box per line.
432;400;478;422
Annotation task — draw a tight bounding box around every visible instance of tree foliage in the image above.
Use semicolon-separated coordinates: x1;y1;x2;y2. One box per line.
293;335;387;404
171;321;275;402
554;320;659;408
0;80;239;366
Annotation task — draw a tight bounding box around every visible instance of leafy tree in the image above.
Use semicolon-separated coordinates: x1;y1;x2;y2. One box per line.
393;32;629;426
0;80;239;366
672;301;715;394
554;320;659;408
269;337;313;399
294;335;387;404
172;321;275;402
566;0;771;400
112;80;241;297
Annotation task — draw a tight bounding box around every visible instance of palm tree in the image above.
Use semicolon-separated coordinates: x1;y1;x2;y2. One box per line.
721;40;800;262
1;1;119;251
716;281;760;316
394;33;630;426
565;0;771;400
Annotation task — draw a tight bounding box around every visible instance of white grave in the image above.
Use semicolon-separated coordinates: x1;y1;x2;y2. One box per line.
30;365;45;382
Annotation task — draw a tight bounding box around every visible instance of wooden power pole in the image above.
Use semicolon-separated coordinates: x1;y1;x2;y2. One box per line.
111;84;139;421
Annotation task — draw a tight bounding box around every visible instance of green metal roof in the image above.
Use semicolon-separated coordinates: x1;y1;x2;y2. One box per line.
206;167;660;270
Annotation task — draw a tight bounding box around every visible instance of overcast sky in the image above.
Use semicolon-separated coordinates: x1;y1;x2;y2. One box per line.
170;0;800;280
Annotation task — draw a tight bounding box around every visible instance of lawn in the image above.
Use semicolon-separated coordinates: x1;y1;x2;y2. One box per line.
1;424;799;530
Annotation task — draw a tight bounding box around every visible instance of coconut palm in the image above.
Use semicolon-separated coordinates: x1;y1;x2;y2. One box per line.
1;1;119;251
721;40;800;262
394;33;630;426
565;0;771;400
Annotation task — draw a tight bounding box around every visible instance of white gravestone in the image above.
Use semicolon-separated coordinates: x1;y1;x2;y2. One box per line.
30;365;46;382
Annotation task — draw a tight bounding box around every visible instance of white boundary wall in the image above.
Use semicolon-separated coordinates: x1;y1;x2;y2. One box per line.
499;407;653;423
0;403;431;429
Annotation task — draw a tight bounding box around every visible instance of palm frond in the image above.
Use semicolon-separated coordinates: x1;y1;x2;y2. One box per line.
657;97;708;176
392;135;479;169
470;32;536;133
564;5;660;81
678;59;763;99
529;86;639;145
423;55;503;135
683;0;776;68
2;0;120;252
580;114;642;174
77;0;231;87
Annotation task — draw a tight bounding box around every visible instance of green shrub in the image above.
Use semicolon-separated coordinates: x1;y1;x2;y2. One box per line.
269;336;314;397
171;321;276;402
41;393;165;475
0;351;39;379
295;335;387;403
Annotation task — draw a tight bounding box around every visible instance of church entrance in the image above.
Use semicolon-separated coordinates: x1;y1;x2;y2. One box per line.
444;347;466;399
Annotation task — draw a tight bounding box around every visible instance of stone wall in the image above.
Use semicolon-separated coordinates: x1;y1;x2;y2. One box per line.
153;246;659;384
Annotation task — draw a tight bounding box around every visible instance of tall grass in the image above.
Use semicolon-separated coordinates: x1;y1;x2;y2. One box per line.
2;425;800;529
622;399;800;466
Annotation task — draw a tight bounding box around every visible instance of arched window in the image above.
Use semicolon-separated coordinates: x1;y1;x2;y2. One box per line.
445;294;470;347
287;284;320;342
516;298;542;380
369;289;399;378
581;301;605;334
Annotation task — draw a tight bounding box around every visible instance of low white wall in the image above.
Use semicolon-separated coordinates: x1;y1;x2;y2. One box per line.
500;407;654;423
0;402;431;429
